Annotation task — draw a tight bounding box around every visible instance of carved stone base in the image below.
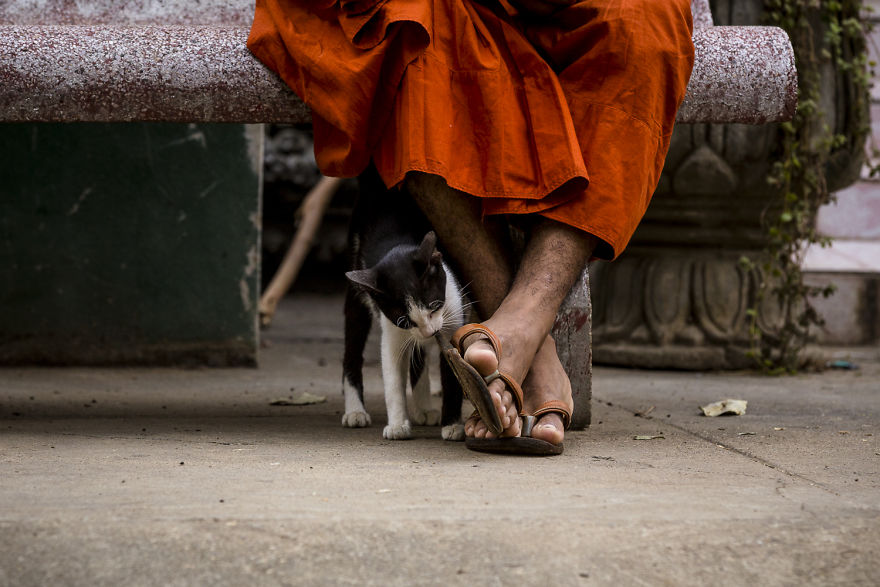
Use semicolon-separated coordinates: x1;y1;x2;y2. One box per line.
590;248;781;370
593;342;753;371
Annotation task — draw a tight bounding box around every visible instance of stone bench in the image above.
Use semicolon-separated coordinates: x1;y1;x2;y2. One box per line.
0;0;797;428
0;0;795;124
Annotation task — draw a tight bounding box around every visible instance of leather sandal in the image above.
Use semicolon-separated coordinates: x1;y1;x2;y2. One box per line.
464;400;571;456
436;323;523;436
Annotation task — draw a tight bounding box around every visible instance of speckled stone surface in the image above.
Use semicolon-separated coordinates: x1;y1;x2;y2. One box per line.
2;0;715;28
0;25;309;123
691;0;714;28
679;26;798;124
0;0;255;26
0;0;795;124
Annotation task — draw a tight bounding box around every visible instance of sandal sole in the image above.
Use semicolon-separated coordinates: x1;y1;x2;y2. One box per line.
465;436;564;456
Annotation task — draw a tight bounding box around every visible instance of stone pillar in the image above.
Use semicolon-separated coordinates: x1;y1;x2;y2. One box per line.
591;0;864;369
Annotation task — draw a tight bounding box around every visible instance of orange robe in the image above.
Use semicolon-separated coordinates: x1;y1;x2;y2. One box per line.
248;0;694;259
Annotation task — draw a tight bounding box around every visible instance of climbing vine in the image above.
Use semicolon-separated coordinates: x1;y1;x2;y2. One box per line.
743;0;872;372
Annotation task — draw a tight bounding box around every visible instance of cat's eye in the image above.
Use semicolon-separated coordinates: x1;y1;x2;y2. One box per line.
428;300;443;312
396;316;412;329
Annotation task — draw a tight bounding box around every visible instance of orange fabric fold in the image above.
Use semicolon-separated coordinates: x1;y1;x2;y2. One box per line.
247;0;695;259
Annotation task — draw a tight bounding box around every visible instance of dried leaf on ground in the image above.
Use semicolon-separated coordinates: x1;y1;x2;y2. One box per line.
270;392;327;406
700;399;748;417
634;435;664;440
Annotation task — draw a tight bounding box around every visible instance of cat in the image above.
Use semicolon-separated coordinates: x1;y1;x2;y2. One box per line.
342;165;466;441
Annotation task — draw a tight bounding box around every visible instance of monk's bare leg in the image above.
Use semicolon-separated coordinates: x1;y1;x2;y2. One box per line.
466;218;595;443
406;173;596;444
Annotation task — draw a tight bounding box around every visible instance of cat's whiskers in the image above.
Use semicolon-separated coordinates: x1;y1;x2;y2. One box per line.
443;296;473;320
395;332;414;364
456;299;477;316
441;307;464;331
455;283;477;313
456;284;474;304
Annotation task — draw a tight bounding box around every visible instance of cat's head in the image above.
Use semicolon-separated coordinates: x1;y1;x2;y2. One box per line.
346;231;448;340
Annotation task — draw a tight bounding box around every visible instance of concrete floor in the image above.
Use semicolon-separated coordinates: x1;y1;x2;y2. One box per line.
1;292;878;586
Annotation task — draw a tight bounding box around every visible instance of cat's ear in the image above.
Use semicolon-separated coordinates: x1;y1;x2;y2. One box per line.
417;231;437;263
346;269;381;295
417;231;443;266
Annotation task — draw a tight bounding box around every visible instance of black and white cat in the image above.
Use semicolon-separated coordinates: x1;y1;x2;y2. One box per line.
343;166;466;441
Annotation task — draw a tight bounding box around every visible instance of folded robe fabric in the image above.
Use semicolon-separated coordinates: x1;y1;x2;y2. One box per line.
247;0;695;259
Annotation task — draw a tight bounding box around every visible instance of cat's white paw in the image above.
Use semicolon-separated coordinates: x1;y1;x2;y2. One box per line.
342;411;371;428
383;421;412;440
441;423;465;441
411;408;441;426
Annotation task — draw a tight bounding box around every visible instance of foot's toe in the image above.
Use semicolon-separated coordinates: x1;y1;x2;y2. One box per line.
505;403;518;424
462;339;499;377
489;379;517;430
464;414;479;437
499;414;522;438
529;413;564;445
461;380;522;440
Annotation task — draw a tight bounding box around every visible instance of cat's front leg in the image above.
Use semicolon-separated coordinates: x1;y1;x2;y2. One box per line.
409;344;441;426
439;347;466;441
342;286;372;428
342;383;371;428
380;322;412;440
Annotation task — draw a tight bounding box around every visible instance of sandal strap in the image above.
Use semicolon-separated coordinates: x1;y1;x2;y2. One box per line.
451;323;502;357
530;400;572;430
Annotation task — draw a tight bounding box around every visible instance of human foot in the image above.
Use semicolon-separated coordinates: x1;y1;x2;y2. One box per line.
445;324;525;438
464;335;572;455
519;336;572;446
454;316;552;439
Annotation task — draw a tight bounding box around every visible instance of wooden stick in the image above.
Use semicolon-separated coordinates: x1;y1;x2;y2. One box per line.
259;175;343;327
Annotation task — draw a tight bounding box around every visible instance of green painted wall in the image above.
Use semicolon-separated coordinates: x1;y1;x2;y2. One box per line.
0;123;262;365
